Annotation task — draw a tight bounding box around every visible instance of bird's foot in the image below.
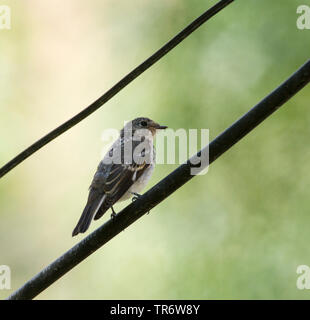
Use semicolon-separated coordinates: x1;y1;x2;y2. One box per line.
130;192;150;215
131;192;142;202
110;207;117;220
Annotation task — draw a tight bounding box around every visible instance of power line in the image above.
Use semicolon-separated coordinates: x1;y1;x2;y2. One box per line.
0;0;234;179
7;59;310;300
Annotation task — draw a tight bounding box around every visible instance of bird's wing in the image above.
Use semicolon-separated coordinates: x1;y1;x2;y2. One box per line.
92;162;150;220
105;162;149;198
92;138;153;220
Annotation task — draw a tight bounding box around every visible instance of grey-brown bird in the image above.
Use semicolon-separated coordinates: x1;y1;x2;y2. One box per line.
72;117;167;236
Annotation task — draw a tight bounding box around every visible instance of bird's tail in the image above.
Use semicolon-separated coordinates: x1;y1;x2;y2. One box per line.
72;193;106;237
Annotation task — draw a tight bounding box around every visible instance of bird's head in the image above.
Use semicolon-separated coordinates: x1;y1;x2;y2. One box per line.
121;117;167;137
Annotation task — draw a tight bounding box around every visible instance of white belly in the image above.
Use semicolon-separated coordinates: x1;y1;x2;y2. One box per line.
119;163;155;201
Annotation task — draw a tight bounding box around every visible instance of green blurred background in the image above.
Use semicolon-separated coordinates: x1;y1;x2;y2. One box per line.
1;0;310;299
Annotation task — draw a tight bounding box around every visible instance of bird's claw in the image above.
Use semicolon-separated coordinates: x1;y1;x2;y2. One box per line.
132;196;139;202
131;193;150;215
131;192;141;202
110;206;117;220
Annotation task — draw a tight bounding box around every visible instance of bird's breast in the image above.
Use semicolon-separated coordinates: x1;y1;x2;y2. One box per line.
118;163;155;202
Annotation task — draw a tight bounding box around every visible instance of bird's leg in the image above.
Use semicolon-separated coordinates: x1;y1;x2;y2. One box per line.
110;206;117;219
130;192;150;215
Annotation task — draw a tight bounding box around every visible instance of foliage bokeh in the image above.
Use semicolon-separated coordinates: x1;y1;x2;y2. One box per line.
0;0;310;299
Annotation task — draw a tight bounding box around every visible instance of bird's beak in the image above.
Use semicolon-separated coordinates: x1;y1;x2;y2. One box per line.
150;121;168;130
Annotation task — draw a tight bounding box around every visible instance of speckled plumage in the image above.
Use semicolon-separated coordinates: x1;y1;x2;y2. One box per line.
72;117;166;236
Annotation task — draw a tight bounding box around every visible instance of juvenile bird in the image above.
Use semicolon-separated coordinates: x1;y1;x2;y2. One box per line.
72;117;167;236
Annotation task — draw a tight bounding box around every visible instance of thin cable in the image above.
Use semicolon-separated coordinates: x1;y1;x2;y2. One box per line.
7;59;310;300
0;0;234;179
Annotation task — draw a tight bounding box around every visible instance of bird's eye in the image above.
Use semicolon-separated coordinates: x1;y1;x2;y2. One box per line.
140;121;147;127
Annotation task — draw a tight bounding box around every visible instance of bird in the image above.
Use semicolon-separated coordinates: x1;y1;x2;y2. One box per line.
72;117;167;236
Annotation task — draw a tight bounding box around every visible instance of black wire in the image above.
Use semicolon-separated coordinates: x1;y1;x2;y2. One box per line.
7;59;310;300
0;0;234;179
